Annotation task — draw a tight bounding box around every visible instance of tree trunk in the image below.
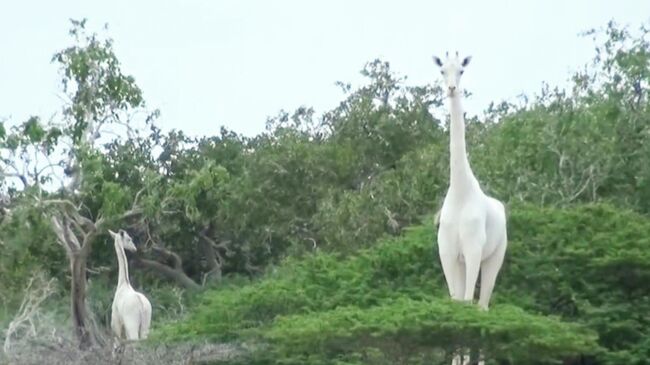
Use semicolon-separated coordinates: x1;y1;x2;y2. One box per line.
199;235;222;285
70;253;92;350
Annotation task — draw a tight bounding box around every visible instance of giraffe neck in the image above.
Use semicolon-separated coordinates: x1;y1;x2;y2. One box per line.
448;93;476;191
114;239;131;288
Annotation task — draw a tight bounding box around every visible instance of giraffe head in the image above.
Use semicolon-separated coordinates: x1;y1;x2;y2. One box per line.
432;51;471;97
109;229;137;252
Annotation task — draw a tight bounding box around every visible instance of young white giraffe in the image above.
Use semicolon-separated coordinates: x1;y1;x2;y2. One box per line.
434;53;507;365
109;229;152;341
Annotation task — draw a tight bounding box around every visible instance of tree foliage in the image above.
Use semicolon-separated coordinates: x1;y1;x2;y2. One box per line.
160;204;650;364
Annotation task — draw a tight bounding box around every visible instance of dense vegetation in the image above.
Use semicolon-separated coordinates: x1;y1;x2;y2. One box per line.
0;18;649;364
158;204;649;364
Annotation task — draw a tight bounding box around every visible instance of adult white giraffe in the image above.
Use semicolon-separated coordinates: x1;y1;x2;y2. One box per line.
109;229;152;341
433;52;507;311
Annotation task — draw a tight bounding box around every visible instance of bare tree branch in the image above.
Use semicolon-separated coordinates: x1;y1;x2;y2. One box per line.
3;273;57;354
197;228;224;285
133;187;146;207
150;245;184;270
199;231;232;255
50;216;81;253
134;244;200;291
565;165;595;203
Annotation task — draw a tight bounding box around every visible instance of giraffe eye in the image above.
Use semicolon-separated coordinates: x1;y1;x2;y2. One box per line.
440;71;445;75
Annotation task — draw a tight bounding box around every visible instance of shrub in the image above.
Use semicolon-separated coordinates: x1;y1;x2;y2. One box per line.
156;203;650;364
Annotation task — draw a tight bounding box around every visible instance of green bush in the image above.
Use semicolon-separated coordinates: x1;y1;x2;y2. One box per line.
156;224;439;342
501;204;650;364
264;298;597;365
156;203;650;364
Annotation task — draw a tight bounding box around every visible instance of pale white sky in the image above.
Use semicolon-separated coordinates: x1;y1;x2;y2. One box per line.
1;1;649;137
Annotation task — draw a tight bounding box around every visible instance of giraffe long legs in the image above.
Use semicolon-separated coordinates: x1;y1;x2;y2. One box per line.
479;238;507;310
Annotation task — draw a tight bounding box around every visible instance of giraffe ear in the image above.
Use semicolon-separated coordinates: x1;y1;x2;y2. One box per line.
108;229;118;239
433;56;443;67
462;56;472;67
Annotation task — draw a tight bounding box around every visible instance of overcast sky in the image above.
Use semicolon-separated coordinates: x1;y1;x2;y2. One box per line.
1;1;649;137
